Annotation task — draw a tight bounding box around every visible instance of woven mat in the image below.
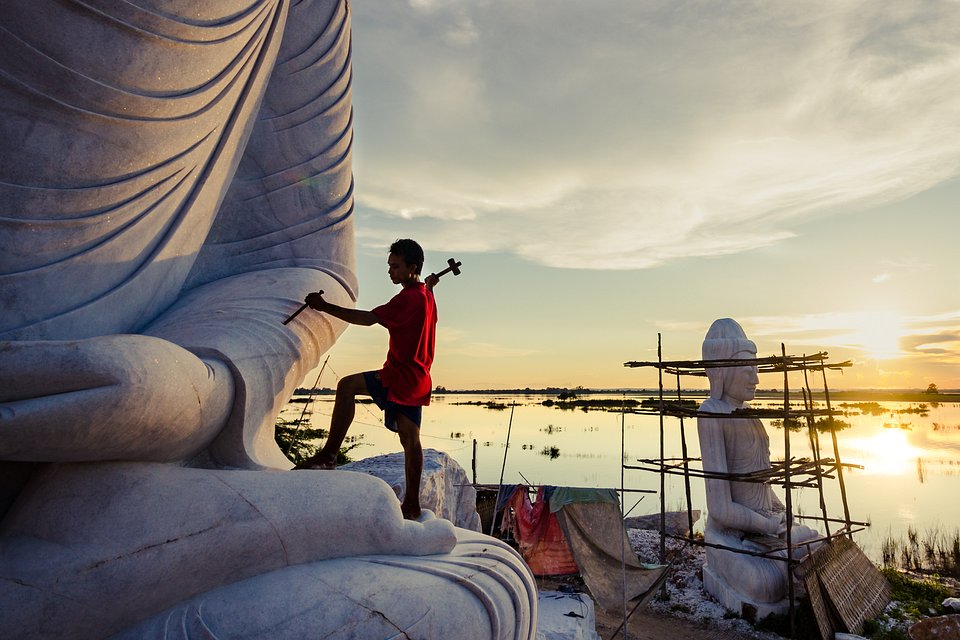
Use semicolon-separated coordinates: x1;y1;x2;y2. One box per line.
796;537;891;639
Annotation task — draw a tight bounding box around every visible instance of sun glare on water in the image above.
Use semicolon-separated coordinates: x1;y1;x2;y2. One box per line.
849;428;921;476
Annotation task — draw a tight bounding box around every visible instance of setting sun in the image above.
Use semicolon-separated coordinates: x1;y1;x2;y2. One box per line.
843;311;905;360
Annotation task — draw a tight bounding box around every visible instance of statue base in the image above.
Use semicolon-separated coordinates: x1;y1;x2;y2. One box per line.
702;563;790;622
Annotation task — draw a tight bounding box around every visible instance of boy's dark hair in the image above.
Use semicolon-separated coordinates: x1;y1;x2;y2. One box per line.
389;238;424;275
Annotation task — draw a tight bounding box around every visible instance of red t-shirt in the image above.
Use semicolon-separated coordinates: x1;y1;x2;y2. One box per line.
372;283;437;406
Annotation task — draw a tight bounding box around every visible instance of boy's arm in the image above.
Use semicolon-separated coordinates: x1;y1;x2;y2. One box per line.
305;292;379;326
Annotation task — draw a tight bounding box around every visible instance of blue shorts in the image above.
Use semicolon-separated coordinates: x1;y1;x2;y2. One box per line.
363;371;422;433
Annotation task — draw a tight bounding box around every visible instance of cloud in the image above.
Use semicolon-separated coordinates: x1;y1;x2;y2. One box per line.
737;311;960;364
350;0;960;269
438;328;539;358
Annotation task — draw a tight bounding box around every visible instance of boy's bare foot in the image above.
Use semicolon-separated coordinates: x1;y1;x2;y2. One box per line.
292;454;337;470
401;502;422;520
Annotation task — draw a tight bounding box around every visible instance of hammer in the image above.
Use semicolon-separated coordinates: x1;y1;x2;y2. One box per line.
430;258;462;280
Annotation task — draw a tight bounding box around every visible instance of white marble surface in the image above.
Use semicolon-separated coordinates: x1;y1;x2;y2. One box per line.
344;449;483;531
0;1;537;637
111;527;536;640
697;318;820;615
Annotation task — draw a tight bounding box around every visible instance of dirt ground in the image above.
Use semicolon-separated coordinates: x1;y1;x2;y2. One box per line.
536;575;773;640
592;605;764;640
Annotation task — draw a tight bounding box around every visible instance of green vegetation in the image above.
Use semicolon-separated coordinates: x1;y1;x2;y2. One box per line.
274;418;363;466
813;416;853;431
769;416;853;432
542;397;642;411
896;404;930;416
540;445;560;459
769;417;805;430
883;568;952;619
840;401;887;416
828;390;960;403
450;399;511;410
639;398;700;410
860;569;954;640
882;525;960;579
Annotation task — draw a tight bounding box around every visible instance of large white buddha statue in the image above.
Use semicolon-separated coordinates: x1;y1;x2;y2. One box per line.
697;318;820;620
0;1;536;637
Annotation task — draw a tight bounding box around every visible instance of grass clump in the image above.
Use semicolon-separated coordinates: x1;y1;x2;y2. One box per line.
882;525;960;579
274;419;364;466
882;567;951;618
859;568;953;640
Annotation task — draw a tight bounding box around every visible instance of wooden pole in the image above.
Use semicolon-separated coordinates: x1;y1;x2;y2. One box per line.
782;344;796;638
657;333;666;565
619;399;629;636
285;355;329;457
490;404;516;536
677;371;694;538
820;357;852;535
472;439;477;485
801;377;832;539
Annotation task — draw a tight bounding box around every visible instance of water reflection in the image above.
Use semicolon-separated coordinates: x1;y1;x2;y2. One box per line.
846;428;923;476
278;393;960;563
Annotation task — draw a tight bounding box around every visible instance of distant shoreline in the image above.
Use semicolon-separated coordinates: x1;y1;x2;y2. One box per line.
295;387;960;403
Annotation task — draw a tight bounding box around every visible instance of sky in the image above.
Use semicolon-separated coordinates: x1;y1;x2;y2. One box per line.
315;0;960;391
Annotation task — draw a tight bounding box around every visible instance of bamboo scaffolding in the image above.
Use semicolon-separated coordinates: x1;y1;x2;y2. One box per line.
624;353;853;374
625;405;841;419
620;337;866;639
660;526;869;559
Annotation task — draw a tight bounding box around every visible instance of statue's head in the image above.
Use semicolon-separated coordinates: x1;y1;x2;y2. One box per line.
702;318;758;402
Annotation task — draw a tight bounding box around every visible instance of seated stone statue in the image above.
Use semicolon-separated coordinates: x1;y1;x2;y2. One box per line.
0;1;536;637
697;318;820;619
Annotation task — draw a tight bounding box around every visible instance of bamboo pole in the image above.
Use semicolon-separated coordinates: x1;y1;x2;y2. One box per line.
657;333;666;566
472;439;477;485
619;397;629;637
820;355;853;536
781;344;796;638
489;403;516;536
676;371;695;539
285;355;329;457
802;380;832;539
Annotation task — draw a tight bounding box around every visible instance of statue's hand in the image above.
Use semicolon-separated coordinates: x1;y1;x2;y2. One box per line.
764;511;788;536
0;335;233;462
